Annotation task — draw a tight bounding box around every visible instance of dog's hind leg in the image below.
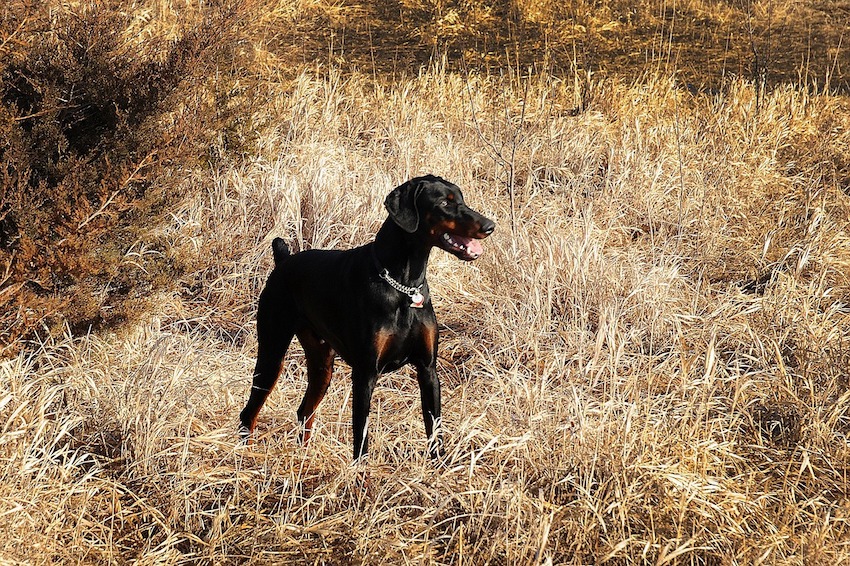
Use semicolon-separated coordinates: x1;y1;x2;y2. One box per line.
239;296;295;438
296;328;335;445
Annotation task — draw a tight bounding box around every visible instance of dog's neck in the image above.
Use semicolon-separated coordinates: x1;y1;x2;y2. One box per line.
372;218;431;286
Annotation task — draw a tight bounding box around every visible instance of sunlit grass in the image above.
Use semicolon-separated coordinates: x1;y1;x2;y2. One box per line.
2;0;850;563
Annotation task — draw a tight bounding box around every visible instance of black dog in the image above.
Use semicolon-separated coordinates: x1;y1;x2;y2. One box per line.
239;175;495;460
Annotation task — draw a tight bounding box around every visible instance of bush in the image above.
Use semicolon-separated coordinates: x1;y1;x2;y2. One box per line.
0;1;259;349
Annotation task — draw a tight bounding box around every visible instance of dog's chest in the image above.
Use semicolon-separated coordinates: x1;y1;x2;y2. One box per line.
373;317;435;373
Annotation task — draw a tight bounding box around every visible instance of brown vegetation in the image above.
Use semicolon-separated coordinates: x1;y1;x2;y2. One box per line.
1;0;850;563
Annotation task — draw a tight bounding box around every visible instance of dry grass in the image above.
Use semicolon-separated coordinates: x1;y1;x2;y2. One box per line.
2;0;850;564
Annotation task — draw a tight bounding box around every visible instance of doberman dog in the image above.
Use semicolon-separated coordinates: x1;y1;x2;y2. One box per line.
239;175;495;461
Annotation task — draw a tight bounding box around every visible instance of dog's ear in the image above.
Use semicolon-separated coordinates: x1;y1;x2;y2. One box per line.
384;179;423;233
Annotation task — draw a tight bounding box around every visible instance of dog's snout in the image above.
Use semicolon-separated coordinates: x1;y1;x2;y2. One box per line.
479;218;496;236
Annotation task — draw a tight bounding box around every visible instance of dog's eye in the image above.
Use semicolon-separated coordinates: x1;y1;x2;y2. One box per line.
439;200;449;208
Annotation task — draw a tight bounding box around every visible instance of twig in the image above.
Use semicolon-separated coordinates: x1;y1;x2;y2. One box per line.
460;55;526;248
13;105;79;122
77;150;157;230
77;190;121;231
825;28;844;93
0;16;28;54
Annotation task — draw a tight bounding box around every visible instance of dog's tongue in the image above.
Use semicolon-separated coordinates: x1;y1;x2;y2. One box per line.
455;235;483;257
465;237;483;256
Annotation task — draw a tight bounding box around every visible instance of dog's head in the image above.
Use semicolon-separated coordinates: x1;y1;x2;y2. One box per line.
385;175;495;261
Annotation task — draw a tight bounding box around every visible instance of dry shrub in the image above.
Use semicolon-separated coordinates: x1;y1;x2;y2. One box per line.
0;0;287;350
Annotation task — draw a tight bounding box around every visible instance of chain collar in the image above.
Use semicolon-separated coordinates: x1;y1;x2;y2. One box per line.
372;248;426;308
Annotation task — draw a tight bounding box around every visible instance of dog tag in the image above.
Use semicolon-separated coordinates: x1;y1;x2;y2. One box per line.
410;291;425;308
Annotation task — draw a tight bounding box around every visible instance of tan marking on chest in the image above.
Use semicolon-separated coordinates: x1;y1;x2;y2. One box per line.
374;329;395;361
421;323;437;357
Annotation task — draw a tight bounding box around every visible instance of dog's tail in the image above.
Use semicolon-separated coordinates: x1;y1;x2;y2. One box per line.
271;238;290;266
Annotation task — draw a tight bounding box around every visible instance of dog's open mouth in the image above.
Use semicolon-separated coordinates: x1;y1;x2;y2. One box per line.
439;232;485;261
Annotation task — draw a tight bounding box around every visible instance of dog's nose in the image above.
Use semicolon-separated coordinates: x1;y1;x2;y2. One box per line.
480;219;496;236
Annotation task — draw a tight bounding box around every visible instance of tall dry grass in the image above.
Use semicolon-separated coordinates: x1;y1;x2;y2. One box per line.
2;0;850;564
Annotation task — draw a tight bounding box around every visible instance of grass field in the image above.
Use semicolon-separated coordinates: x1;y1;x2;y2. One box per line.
2;0;850;563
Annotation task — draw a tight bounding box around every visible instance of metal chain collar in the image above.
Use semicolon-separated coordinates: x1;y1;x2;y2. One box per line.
378;268;425;308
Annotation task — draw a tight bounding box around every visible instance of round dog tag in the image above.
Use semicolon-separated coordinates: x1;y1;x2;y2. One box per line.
410;291;425;308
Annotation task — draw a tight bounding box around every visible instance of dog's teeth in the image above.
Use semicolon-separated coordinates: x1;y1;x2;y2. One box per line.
443;233;471;252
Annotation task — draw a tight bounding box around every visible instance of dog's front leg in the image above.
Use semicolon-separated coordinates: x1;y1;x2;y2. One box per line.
351;368;378;461
416;362;443;459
